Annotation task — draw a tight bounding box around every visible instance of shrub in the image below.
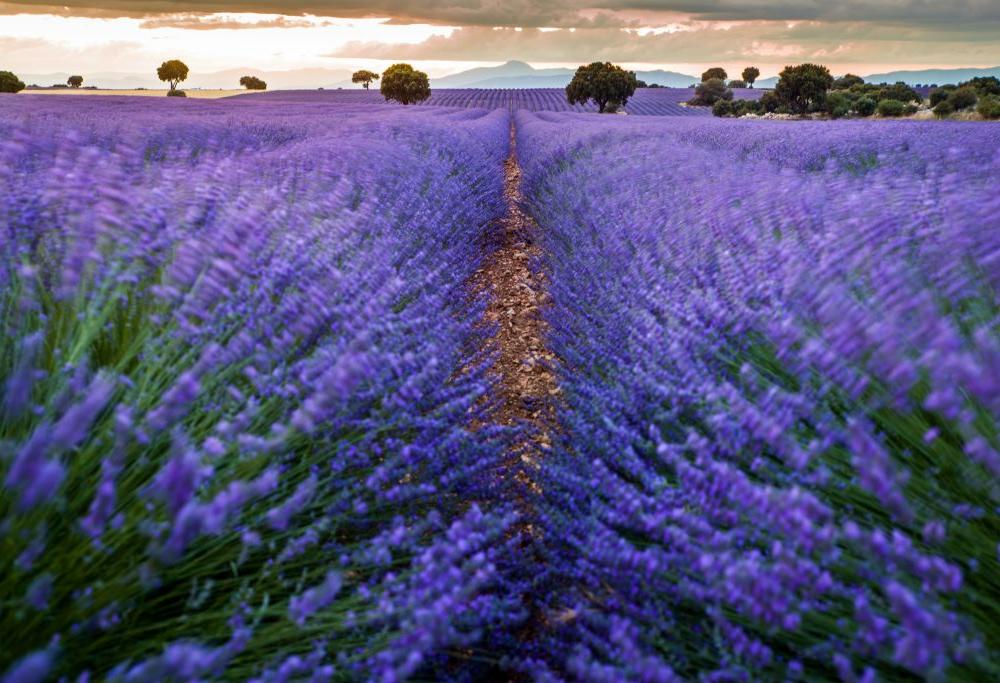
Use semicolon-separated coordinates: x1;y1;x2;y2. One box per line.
741;67;760;88
688;78;732;107
929;89;950;106
903;103;919;115
727;79;746;89
877;99;906;117
855;96;877;116
832;74;865;90
380;63;431;105
960;76;1000;97
0;70;25;93
759;90;782;113
701;67;727;82
774;63;834;114
826;92;851;118
166;89;187;97
934;100;956;118
879;81;922;104
977;95;1000;120
712;99;736;117
949;87;978;110
566;62;638;113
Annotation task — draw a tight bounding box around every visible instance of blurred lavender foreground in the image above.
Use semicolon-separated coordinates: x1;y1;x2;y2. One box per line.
516;111;1000;680
2;92;1000;682
0;96;524;680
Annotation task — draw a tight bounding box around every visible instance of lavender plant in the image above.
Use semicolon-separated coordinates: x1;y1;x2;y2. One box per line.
516;110;1000;681
1;97;523;681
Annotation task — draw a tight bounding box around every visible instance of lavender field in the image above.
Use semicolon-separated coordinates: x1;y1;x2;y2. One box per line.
2;93;999;682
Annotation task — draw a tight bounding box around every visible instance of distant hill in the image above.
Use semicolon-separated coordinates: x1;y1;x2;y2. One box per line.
429;60;698;89
862;66;1000;86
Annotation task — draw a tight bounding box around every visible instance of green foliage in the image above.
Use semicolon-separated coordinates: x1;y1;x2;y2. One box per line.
156;60;189;91
977;95;1000;120
351;70;380;90
880;81;922;104
825;91;851;118
379;63;431;105
832;74;865;90
855;96;877;116
727;79;746;89
165;89;187;97
701;67;728;82
67;75;83;88
929;89;951;107
876;99;906;117
959;76;1000;97
774;63;834;114
759;90;782;113
741;66;760;87
949;87;979;110
239;76;267;90
635;79;648;88
688;78;732;107
0;70;25;94
712;99;735;117
565;62;638;113
934;100;956;118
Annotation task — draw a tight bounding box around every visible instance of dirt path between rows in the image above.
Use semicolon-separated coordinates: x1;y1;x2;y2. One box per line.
472;122;559;490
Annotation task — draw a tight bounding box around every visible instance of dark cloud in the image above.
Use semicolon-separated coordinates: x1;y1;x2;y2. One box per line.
4;0;1000;26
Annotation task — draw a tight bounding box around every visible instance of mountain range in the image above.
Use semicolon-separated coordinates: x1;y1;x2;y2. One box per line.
18;61;1000;91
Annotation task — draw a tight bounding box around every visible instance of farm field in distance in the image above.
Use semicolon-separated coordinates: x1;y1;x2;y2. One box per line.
2;88;999;683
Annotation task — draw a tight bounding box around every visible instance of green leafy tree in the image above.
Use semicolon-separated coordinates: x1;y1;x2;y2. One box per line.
832;74;864;90
877;99;906;117
728;79;746;89
688;78;733;107
380;64;430;105
0;70;25;94
855;96;877;116
977;95;1000;120
67;75;83;88
774;63;834;114
929;89;950;107
879;82;921;103
741;66;760;88
156;60;189;91
701;67;728;82
351;70;380;90
960;76;1000;97
566;62;638;113
948;87;978;110
239;76;267;90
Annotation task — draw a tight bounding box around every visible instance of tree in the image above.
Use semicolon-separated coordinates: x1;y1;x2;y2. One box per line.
774;63;834;114
67;75;83;88
728;79;746;89
380;64;430;105
742;66;760;88
688;78;732;107
351;70;380;90
977;95;1000;120
948;87;978;110
566;62;638;113
239;76;267;90
832;74;864;90
157;60;189;91
876;99;905;117
0;70;25;94
961;76;1000;97
702;67;727;82
855;96;877;117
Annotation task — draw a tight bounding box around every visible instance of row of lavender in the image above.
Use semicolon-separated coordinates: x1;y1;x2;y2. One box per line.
516;111;1000;680
249;88;739;116
0;96;523;681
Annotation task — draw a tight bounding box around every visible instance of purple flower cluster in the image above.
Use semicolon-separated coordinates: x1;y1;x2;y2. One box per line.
516;110;1000;679
1;95;521;680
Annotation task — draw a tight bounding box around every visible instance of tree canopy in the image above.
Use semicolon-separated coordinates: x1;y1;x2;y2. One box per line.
741;66;760;88
352;70;380;90
832;74;865;90
156;60;189;91
701;67;728;82
774;63;834;114
380;64;430;105
566;62;638;113
688;78;733;107
0;70;25;94
239;76;267;90
67;75;83;88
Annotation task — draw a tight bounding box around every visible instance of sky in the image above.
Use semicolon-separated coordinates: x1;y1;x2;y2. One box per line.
2;1;1000;84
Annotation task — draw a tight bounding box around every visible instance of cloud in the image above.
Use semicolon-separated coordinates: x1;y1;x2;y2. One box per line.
3;0;1000;27
329;21;1000;66
137;13;315;28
